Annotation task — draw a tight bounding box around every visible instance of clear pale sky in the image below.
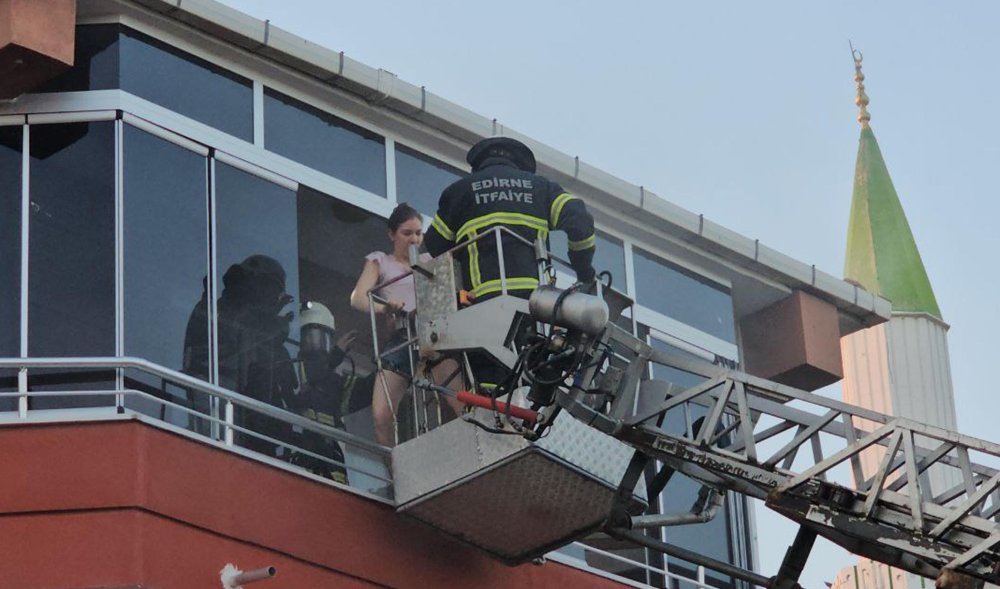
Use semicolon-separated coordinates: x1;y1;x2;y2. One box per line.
215;1;1000;586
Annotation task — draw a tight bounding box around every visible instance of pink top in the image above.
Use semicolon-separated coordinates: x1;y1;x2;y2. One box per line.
365;251;431;313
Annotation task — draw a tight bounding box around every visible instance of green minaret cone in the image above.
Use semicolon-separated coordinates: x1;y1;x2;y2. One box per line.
844;125;942;318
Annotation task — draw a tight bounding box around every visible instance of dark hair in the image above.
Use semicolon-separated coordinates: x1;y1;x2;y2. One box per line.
387;202;421;233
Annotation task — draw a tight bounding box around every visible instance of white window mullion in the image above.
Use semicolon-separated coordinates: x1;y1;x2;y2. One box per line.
208;156;221;441
623;240;636;299
253;80;264;147
115;117;125;405
18;122;29;412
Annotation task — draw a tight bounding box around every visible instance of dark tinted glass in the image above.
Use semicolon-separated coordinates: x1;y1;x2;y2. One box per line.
633;247;735;343
0;126;21;410
123;126;209;426
264;88;386;195
37;25;120;93
594;233;626;289
215;162;299;454
298;184;387;376
120;28;253;140
394;144;461;215
550;231;625;288
39;25;253;140
662;475;733;585
29;122;115;356
0;368;15;411
297;185;388;442
28;122;115;408
0;126;21;359
643;334;735;585
561;316;664;586
582;540;659;586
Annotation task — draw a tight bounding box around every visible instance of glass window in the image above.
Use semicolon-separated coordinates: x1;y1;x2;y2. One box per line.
550;231;626;290
0;126;21;409
28;122;116;408
122;125;209;428
580;540;661;587
557;317;666;587
297;184;386;382
120;28;253;141
39;26;254;141
594;233;627;290
642;331;736;587
215;162;299;453
0;368;15;410
0;126;21;359
394;143;461;215
297;184;393;489
264;88;386;196
633;247;736;343
37;24;120;93
662;474;734;586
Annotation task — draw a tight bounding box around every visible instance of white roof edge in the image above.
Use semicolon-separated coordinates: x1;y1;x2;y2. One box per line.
126;0;890;326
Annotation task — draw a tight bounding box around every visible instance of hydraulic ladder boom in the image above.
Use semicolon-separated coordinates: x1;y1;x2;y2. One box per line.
574;321;1000;586
404;235;999;588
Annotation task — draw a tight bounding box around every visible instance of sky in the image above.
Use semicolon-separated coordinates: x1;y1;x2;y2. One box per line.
215;1;1000;586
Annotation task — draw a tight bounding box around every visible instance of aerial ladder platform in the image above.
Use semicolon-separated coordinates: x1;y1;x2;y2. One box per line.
381;229;1000;589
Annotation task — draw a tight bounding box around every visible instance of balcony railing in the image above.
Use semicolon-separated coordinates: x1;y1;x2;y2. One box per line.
0;356;393;499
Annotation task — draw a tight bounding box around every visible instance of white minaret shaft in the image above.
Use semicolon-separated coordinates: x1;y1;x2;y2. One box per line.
835;48;961;589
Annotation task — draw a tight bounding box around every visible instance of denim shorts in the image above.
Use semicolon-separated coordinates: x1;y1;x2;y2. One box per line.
380;330;414;378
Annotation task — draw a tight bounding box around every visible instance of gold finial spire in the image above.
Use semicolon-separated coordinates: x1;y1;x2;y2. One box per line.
850;41;871;127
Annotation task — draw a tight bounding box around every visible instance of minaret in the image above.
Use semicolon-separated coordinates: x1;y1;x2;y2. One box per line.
834;48;960;589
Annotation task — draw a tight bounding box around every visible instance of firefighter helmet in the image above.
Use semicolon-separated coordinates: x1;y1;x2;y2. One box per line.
466;137;536;173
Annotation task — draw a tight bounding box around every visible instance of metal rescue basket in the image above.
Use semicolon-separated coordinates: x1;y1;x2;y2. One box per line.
387;229;645;564
393;406;643;564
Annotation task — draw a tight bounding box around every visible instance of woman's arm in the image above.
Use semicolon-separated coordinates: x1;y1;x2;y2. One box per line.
350;259;381;313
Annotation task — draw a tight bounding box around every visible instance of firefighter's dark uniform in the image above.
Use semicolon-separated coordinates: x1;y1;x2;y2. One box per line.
288;344;357;484
424;137;596;297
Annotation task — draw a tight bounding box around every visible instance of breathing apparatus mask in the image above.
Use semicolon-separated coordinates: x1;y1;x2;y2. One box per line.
299;301;338;383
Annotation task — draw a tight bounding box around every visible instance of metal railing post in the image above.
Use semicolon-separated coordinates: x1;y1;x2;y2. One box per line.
17;366;27;418
224;400;234;446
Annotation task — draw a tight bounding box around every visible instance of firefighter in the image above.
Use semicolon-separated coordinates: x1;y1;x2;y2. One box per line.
424;137;596;300
288;301;358;484
183;254;297;451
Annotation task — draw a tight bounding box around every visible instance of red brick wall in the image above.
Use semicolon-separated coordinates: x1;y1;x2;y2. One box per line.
0;421;628;589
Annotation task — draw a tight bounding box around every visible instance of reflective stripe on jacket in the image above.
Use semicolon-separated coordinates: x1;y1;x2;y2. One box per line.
425;162;595;298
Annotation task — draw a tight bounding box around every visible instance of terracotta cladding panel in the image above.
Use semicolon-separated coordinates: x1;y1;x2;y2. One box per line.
0;509;380;589
137;426;624;587
0;422;142;512
741;290;843;391
0;421;630;589
1;508;622;589
0;510;143;589
0;0;75;61
0;0;75;99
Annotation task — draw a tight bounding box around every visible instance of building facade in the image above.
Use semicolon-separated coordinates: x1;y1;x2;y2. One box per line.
0;1;890;587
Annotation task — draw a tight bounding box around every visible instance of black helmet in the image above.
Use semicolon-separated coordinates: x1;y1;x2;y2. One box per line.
466;137;536;173
222;254;288;305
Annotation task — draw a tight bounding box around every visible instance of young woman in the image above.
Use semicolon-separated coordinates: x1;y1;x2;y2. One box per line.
350;203;463;446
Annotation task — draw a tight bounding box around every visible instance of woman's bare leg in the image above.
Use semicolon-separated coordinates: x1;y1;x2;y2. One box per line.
431;358;466;417
372;369;410;447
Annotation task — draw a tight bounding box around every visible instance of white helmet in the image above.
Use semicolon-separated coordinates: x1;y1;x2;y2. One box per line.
300;301;335;332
